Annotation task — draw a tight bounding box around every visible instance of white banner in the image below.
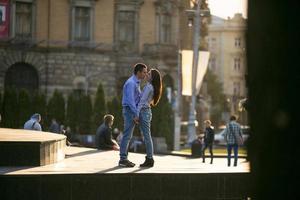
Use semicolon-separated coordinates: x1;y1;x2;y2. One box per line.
181;50;210;96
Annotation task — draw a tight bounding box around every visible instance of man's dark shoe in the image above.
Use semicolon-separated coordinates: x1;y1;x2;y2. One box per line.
119;159;135;167
140;157;154;167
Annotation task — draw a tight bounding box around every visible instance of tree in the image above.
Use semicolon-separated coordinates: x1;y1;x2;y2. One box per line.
92;83;106;132
0;91;2;126
203;69;229;127
66;92;78;132
2;88;19;128
47;90;65;127
0;91;2;125
78;94;93;134
17;89;32;128
66;91;93;134
32;92;47;129
152;88;174;150
107;96;123;131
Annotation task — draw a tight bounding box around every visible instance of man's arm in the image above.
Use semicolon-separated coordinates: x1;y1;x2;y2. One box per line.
34;123;42;131
124;81;139;117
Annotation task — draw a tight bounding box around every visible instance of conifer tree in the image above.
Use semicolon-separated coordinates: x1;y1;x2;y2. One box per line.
66;92;78;132
18;89;31;128
0;92;2;117
78;94;92;134
152;88;174;149
204;69;229;126
2;88;19;128
32;92;47;128
0;92;2;126
92;83;106;131
47;90;65;127
107;96;122;131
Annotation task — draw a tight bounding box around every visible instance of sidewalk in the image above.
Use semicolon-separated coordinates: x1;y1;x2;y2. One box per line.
0;146;250;175
168;146;248;159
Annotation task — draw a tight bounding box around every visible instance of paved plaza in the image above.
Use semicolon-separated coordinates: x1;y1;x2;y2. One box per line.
0;146;250;175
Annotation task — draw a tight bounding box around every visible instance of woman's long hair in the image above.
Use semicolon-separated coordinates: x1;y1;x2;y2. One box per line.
150;69;162;106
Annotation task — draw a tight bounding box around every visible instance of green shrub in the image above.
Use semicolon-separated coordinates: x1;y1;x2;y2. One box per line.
18;89;31;128
152;88;174;150
92;83;106;132
107;96;123;131
2;88;19;128
47;90;65;127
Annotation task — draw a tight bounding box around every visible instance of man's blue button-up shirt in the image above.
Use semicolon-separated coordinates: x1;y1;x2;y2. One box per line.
122;75;141;117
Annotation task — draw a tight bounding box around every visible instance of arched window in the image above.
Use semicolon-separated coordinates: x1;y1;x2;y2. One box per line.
5;63;39;91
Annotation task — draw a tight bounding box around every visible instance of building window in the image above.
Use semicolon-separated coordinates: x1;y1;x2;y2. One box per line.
234;58;241;71
160;14;171;43
235;37;241;47
233;82;241;96
70;0;94;43
13;1;35;39
155;1;174;44
118;11;135;43
114;1;143;52
74;7;91;41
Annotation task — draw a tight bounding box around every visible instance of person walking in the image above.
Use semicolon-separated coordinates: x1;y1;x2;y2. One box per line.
95;114;120;150
136;68;162;167
224;115;244;166
202;120;215;164
24;113;42;131
118;63;148;167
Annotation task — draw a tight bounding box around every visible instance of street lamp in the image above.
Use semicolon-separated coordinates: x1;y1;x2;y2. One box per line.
186;0;210;144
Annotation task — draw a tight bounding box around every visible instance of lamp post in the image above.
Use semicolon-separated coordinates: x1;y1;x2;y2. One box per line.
186;0;209;144
173;37;182;151
186;0;201;144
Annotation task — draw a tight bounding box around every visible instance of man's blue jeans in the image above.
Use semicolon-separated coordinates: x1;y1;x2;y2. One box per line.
120;106;136;160
227;144;238;166
139;108;153;159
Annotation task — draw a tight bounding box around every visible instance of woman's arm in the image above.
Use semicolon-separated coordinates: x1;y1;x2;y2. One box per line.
137;84;153;117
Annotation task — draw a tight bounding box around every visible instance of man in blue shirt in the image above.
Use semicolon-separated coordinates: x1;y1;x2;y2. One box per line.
24;113;42;131
119;63;148;167
224;115;244;167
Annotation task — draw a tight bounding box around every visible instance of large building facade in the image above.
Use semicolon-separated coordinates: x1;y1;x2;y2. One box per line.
0;0;188;99
207;13;247;117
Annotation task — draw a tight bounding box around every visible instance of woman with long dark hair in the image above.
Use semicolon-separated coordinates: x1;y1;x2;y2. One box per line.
137;68;162;167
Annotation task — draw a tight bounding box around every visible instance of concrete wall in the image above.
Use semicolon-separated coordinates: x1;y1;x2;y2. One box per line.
0;49;117;98
0;173;252;199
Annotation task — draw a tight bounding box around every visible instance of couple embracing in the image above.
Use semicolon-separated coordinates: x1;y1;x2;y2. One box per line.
119;63;162;168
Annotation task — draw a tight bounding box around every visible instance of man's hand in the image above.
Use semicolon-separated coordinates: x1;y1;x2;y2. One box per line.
133;117;139;124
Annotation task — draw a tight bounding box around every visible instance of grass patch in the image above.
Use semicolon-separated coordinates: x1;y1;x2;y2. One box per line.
180;147;247;156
